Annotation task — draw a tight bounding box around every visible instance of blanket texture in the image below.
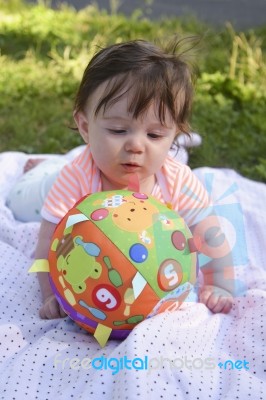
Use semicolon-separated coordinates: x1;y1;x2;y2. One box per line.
0;150;265;400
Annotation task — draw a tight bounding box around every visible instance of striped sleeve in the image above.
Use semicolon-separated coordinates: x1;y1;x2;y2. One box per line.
176;164;212;227
41;162;83;223
41;145;100;224
160;157;212;228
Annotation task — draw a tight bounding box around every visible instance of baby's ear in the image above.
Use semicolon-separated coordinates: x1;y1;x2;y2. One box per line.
73;111;89;143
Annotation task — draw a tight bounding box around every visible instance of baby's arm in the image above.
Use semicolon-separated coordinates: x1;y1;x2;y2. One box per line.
191;215;235;314
35;219;67;319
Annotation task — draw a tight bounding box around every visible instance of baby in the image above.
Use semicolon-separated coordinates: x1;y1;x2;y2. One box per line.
25;39;234;318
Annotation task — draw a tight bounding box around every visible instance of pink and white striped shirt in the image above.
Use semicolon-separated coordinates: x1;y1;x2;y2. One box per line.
41;145;210;226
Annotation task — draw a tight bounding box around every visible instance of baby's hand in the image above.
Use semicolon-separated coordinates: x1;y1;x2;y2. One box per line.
199;285;233;314
39;294;67;319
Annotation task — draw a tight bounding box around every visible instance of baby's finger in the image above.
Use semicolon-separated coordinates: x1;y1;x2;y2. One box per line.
220;298;233;314
199;289;211;305
59;305;67;318
39;305;47;319
48;298;63;319
210;296;227;313
205;293;220;311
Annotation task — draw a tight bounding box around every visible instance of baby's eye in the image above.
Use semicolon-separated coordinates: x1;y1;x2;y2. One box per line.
108;129;127;135
147;133;162;139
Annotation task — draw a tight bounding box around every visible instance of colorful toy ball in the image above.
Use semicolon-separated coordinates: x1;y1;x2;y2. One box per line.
47;190;198;346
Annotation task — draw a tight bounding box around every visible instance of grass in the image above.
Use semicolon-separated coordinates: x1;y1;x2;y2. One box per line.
0;0;266;181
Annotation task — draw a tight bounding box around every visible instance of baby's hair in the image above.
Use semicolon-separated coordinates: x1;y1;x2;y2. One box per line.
74;38;198;137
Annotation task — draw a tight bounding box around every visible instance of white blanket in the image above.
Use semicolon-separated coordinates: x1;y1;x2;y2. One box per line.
0;150;265;400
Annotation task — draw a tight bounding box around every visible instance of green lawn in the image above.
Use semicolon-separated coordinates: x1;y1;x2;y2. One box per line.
1;0;266;181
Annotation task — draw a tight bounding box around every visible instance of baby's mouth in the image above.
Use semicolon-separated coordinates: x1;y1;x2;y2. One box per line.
121;163;141;171
123;162;140;166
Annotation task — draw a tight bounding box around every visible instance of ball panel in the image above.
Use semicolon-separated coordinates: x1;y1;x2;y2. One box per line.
49;205;161;332
75;191;195;298
48;190;198;342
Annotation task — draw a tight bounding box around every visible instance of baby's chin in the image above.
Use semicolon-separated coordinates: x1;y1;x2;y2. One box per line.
100;172;130;191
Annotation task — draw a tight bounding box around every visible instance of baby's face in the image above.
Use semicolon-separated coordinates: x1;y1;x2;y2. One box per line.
75;81;177;193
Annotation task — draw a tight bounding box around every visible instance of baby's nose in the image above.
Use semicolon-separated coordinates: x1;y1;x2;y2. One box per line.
124;134;145;153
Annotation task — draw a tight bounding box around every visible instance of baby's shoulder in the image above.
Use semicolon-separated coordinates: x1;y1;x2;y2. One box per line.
163;155;191;176
71;145;92;170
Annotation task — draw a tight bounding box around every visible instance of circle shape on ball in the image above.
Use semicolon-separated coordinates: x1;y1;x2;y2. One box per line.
158;259;183;291
171;231;187;250
129;243;148;263
92;284;121;311
90;208;109;221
